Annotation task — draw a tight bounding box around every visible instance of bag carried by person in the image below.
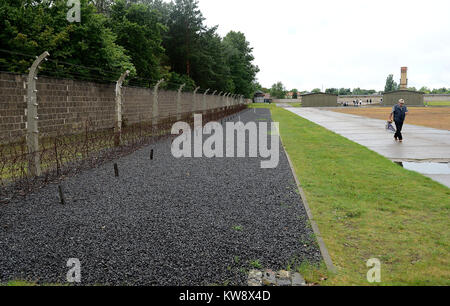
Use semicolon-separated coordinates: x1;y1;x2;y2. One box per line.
386;121;396;133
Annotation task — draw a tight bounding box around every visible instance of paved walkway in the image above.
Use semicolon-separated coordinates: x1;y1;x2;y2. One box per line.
286;108;450;188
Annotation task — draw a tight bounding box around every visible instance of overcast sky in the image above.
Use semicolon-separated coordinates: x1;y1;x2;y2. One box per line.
197;0;450;91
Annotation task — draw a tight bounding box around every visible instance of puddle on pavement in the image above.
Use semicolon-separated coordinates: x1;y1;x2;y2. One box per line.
395;162;450;174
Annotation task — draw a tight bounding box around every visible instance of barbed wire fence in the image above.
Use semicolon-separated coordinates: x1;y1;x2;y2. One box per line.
0;49;247;201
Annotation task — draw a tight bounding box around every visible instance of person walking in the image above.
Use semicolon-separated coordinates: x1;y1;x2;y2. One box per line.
389;99;409;142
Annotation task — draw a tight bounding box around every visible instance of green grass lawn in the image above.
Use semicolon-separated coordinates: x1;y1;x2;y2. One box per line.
248;103;278;109
1;280;65;286
425;101;450;106
267;105;450;286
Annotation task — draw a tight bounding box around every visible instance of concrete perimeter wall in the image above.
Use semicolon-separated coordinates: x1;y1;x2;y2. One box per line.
272;99;302;103
0;72;239;142
338;95;383;104
424;94;450;102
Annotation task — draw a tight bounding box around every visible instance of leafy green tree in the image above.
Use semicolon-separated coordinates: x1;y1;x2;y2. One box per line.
431;87;449;94
109;0;166;82
352;88;377;95
250;81;263;97
164;0;205;77
325;88;338;95
0;0;134;80
91;0;114;14
270;82;286;99
223;31;259;98
162;71;196;91
419;86;430;94
0;0;260;95
311;88;321;93
384;74;398;92
191;27;234;92
338;88;352;95
291;89;298;99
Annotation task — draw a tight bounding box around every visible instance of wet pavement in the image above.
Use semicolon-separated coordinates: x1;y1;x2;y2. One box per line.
286;108;450;188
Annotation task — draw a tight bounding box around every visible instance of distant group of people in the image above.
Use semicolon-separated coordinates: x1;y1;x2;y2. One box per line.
342;99;373;107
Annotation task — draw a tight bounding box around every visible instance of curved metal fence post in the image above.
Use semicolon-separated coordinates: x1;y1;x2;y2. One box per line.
222;92;227;108
176;83;186;121
210;90;217;115
226;93;230;107
192;86;200;114
152;78;164;126
217;91;223;109
26;51;50;177
203;88;210;111
114;70;130;147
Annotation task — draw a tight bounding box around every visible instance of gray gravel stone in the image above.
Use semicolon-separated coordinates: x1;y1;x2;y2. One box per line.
292;273;306;286
248;270;262;286
277;270;291;279
0;108;321;286
262;270;277;286
276;278;292;286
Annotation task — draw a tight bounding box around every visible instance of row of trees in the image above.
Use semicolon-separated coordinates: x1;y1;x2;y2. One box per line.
384;74;450;94
325;88;378;95
0;0;259;97
416;87;450;94
263;77;450;99
263;81;380;99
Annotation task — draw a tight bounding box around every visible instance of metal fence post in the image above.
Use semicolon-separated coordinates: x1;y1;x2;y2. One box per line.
192;86;200;114
225;93;230;107
210;90;217;115
203;88;210;111
26;51;50;177
176;83;186;121
222;92;226;107
114;70;130;147
152;78;164;125
217;91;223;109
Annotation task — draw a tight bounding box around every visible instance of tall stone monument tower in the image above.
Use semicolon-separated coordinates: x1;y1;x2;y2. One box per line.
400;67;408;90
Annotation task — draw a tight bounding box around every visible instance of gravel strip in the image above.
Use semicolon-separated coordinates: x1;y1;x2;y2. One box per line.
0;108;321;286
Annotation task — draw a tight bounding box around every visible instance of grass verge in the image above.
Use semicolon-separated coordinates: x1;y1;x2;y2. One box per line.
268;106;450;286
1;280;65;286
425;101;450;106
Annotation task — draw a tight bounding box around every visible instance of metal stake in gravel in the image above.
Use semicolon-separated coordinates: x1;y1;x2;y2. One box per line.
150;149;154;160
114;163;119;177
58;185;65;205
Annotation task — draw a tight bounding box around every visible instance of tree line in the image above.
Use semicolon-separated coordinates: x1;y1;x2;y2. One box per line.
262;81;380;99
0;0;260;97
384;74;450;94
262;76;450;99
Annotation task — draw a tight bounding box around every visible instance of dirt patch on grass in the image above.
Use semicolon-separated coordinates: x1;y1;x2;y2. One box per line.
329;107;450;130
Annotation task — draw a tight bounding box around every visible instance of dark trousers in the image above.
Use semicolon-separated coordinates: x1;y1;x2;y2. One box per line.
394;120;404;140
